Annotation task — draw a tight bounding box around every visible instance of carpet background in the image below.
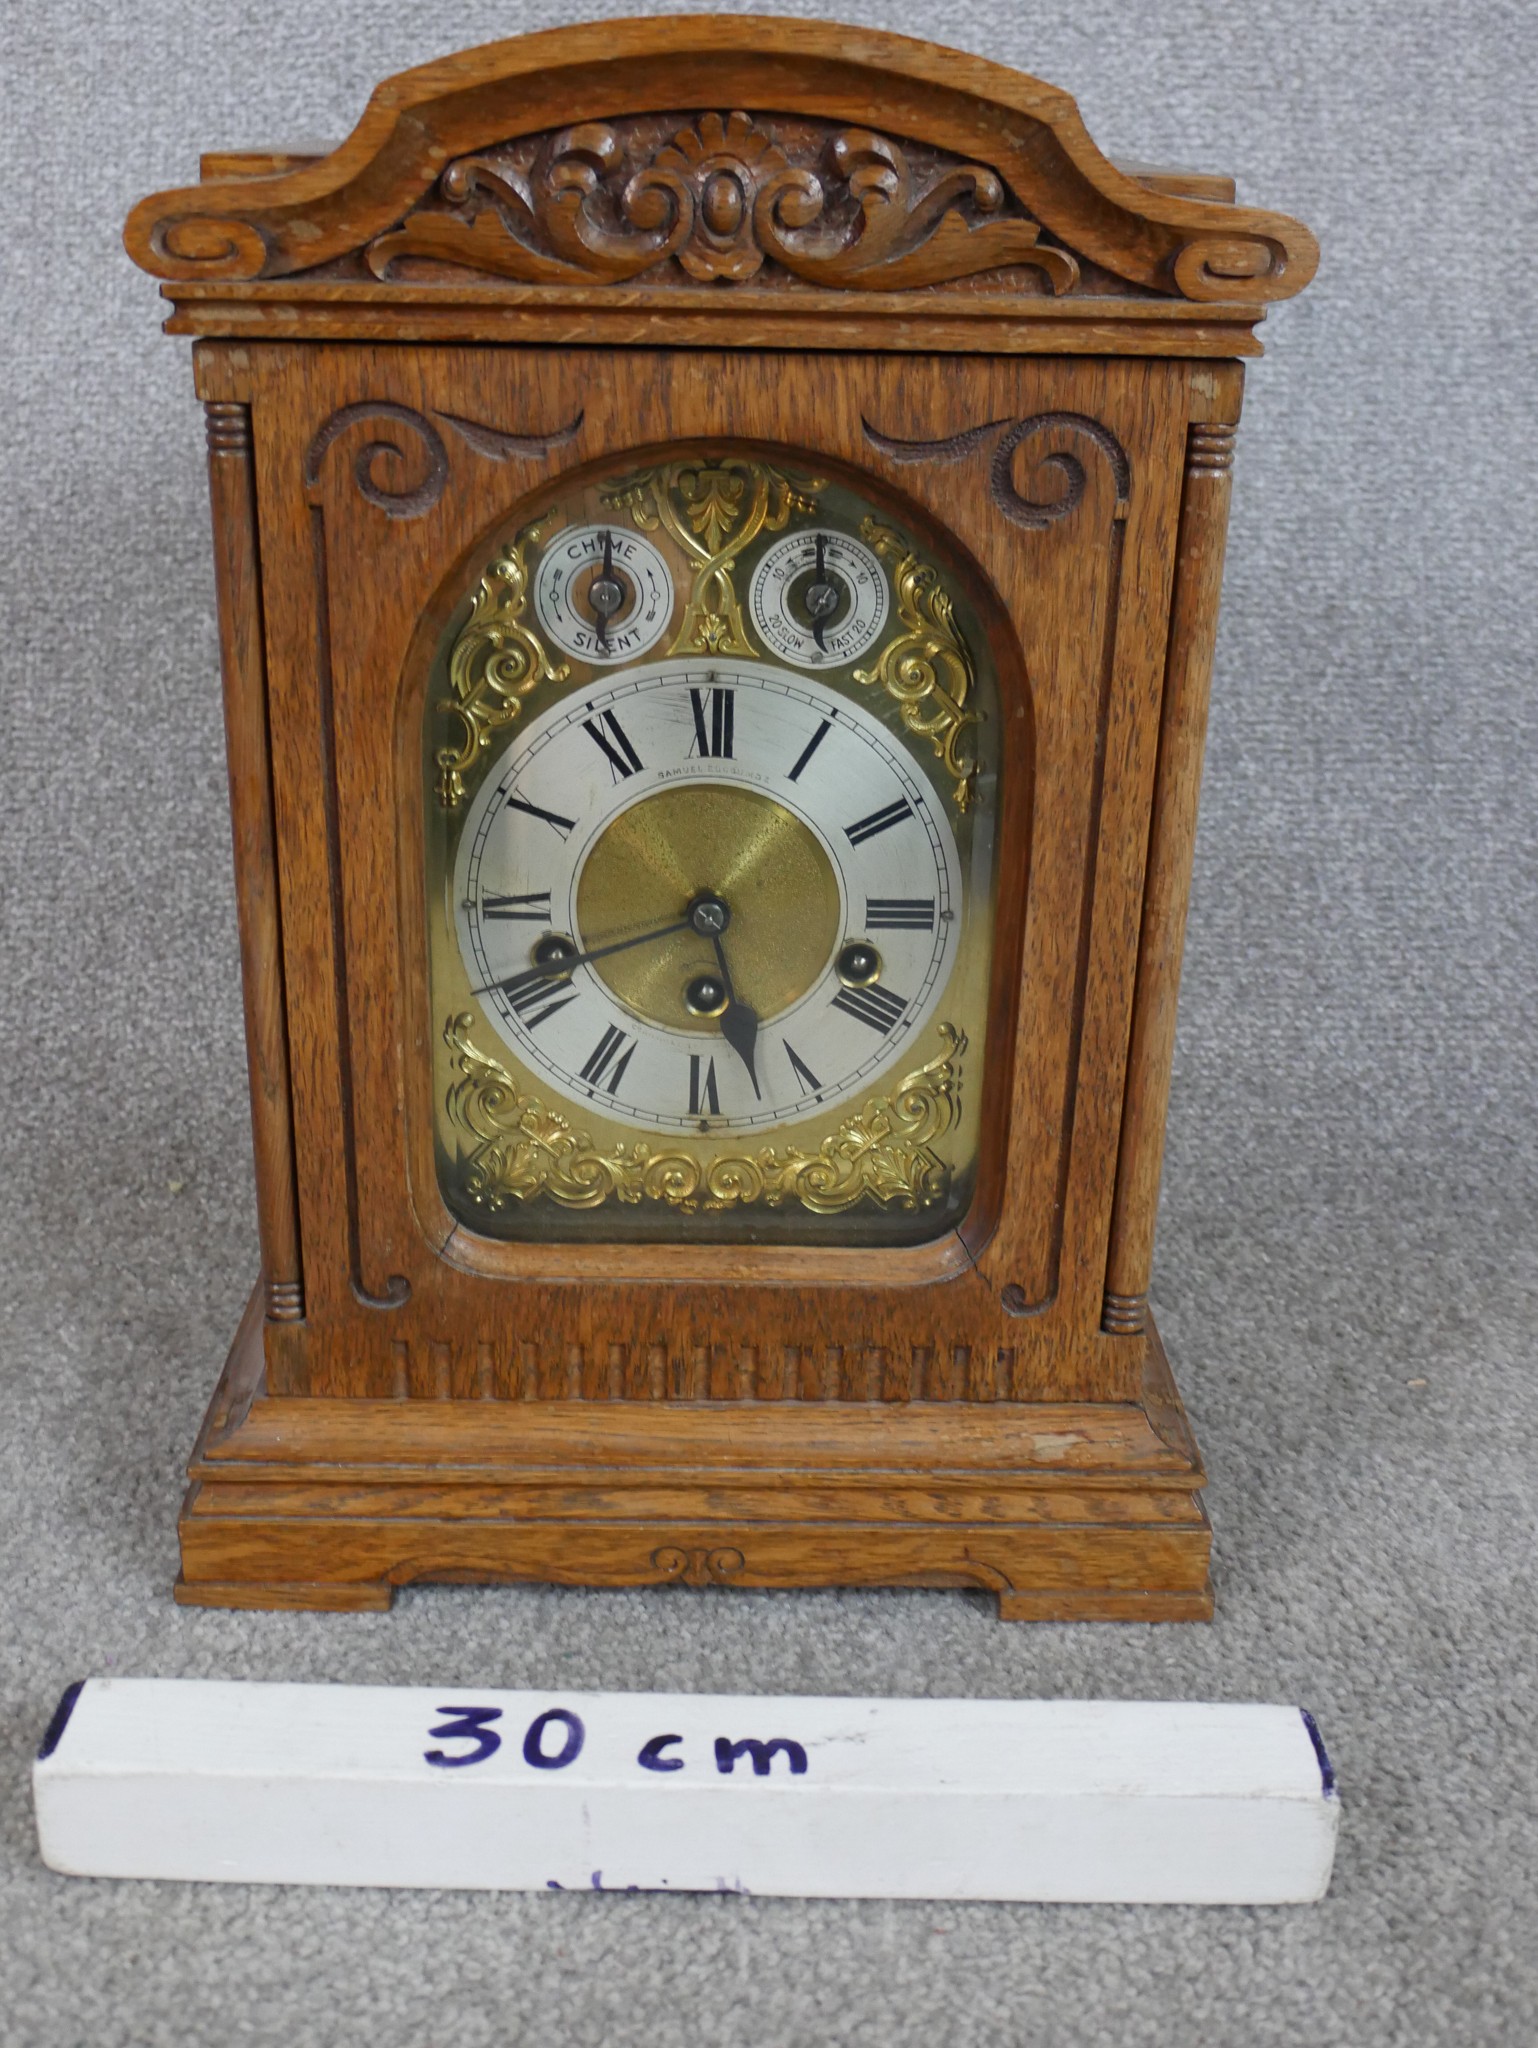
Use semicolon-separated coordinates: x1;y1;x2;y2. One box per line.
2;1;1534;2042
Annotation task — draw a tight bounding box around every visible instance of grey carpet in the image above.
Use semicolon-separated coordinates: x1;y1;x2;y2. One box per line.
2;0;1535;2042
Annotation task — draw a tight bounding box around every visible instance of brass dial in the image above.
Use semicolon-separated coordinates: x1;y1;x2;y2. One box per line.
575;786;841;1033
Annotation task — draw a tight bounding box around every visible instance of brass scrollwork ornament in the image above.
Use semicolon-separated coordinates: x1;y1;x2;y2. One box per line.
602;456;824;655
434;520;568;807
444;1015;965;1216
853;520;983;811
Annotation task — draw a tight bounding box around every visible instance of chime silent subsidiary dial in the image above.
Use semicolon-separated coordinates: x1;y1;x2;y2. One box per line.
533;523;675;665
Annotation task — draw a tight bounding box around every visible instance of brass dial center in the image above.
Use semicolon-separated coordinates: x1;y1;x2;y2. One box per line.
574;784;841;1034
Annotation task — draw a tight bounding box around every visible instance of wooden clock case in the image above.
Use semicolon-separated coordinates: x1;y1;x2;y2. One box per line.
125;18;1316;1617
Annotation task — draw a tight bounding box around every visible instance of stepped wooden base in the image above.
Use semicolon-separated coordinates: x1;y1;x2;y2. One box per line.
175;1292;1212;1620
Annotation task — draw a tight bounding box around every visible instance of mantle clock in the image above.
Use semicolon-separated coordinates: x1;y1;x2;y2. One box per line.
125;19;1316;1617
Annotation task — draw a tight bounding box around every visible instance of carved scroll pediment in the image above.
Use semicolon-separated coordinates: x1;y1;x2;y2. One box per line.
123;20;1318;313
365;112;1079;294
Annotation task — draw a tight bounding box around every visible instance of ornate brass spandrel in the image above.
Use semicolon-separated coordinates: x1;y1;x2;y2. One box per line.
444;1014;965;1216
365;113;1077;295
852;520;983;811
602;456;823;656
435;519;569;807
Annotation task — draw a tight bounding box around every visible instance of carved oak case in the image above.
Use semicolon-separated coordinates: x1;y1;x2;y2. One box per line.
126;18;1316;1616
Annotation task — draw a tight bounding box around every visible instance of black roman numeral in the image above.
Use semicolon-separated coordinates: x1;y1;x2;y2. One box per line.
582;709;644;780
865;896;936;931
832;982;908;1034
688;1053;721;1118
782;1040;823;1096
578;1024;635;1095
844;797;913;846
481;890;552;922
506;791;576;838
688;686;735;759
787;718;832;783
496;964;580;1030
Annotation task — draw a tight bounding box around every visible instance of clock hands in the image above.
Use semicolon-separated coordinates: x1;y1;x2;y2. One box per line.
707;935;762;1101
803;532;840;654
477;888;762;1102
587;530;625;650
472;916;692;1000
684;895;761;1099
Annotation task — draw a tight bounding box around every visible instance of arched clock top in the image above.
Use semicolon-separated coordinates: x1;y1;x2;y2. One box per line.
124;18;1315;351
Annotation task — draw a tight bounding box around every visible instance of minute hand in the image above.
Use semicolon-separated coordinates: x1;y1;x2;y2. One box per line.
473;917;691;999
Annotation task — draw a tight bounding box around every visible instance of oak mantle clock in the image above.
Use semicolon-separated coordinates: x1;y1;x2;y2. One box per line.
124;18;1317;1616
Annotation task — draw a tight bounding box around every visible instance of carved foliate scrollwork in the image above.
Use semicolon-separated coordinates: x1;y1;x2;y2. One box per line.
444;1015;965;1215
852;521;983;812
303;403;584;519
124;25;1319;310
434;522;569;808
366;112;1078;294
602;454;823;655
863;412;1131;529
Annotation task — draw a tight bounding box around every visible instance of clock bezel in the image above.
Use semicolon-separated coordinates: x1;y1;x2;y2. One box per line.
393;432;1034;1288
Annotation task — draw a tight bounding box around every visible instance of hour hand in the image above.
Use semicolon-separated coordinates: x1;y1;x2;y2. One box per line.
710;934;761;1099
719;996;762;1099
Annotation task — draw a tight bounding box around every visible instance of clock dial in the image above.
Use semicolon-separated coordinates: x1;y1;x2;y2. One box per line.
532;522;674;664
422;447;1000;1246
749;528;888;667
454;663;962;1133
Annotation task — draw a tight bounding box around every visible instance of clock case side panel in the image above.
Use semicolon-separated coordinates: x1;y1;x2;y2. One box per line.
1105;371;1245;1334
199;385;305;1341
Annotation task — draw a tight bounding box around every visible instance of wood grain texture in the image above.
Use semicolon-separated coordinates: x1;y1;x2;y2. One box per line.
198;143;1240;206
216;342;1186;1405
176;1292;1209;1616
158;285;1269;358
124;18;1315;358
1105;381;1243;1327
204;403;303;1323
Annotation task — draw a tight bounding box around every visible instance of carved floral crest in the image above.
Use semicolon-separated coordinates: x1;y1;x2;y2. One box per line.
366;112;1078;293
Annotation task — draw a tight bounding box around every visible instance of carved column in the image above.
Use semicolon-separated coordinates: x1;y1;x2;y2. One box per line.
1104;398;1241;1334
205;401;304;1323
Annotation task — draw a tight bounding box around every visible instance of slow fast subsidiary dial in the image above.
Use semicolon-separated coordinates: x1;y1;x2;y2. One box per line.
533;523;674;664
749;529;887;667
453;659;962;1134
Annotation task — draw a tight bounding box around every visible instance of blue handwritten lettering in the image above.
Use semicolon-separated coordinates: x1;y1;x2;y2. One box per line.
523;1706;585;1770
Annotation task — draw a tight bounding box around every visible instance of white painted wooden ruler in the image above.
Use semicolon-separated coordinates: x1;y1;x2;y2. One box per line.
34;1680;1338;1903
